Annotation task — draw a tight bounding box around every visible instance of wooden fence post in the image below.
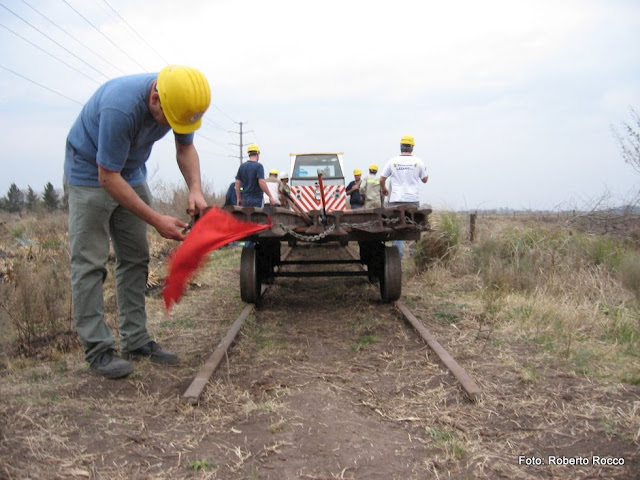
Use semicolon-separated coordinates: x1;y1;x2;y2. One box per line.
470;212;477;242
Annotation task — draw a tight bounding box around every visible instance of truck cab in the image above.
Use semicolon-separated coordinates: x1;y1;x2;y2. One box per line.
289;152;346;212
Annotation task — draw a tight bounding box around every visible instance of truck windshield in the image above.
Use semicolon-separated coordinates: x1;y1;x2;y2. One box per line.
292;154;343;179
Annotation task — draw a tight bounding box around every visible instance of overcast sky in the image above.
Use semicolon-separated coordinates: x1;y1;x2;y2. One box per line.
1;0;639;210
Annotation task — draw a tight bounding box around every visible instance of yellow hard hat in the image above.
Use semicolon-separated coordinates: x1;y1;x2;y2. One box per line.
400;134;415;146
369;163;379;172
269;169;278;175
157;65;211;134
247;144;260;155
354;169;362;175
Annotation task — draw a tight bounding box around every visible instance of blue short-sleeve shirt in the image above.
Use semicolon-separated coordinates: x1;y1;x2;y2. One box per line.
64;73;194;187
235;161;265;200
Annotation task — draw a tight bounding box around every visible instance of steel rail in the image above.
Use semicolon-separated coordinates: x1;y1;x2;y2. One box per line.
344;245;482;402
184;244;481;404
395;300;483;403
182;248;291;405
182;301;258;405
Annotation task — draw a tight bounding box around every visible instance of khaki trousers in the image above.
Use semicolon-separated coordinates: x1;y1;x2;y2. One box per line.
67;183;152;364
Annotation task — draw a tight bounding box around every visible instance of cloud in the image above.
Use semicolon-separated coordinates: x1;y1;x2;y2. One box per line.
0;0;638;210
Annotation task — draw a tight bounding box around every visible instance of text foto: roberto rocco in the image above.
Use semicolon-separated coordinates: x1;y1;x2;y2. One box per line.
519;455;625;466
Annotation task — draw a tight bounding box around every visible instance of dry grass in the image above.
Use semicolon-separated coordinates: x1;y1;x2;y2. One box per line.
0;212;76;360
408;213;640;383
1;208;639;479
150;178;226;217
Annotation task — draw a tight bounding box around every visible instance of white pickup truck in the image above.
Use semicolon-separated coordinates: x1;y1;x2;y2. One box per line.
289;152;347;212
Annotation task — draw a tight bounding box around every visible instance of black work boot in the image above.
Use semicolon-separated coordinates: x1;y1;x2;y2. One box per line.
90;350;133;379
123;341;179;365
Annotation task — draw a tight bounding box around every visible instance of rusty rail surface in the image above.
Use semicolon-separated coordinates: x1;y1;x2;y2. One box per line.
184;245;482;404
182;248;292;404
395;301;483;402
343;245;483;403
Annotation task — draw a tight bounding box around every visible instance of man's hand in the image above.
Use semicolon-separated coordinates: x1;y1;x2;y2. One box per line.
154;215;189;241
380;176;388;197
187;191;207;217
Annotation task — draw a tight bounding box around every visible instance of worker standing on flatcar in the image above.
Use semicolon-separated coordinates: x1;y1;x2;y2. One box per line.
380;135;428;257
235;144;276;208
346;169;364;209
278;171;291;208
263;169;281;211
360;163;382;208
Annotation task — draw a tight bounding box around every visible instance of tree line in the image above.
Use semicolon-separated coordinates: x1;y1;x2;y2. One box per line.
0;182;66;213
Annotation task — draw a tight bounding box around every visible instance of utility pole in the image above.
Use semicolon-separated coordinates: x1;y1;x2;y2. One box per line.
229;121;252;167
238;121;243;167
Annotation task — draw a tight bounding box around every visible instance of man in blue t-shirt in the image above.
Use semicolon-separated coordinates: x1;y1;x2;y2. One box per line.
64;65;211;379
224;182;238;206
346;169;364;209
234;144;276;207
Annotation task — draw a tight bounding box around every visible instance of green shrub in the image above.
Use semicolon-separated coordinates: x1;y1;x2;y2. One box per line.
565;234;624;270
620;252;640;301
471;233;543;292
413;211;462;270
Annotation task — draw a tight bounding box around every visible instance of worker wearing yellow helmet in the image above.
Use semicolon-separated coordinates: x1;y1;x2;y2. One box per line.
346;168;364;209
64;65;212;378
263;168;281;210
234;143;277;208
380;135;429;257
360;163;383;208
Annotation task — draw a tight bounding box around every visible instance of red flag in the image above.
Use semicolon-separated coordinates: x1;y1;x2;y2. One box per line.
163;207;271;310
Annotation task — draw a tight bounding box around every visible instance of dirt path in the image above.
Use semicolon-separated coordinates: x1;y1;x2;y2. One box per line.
1;243;639;479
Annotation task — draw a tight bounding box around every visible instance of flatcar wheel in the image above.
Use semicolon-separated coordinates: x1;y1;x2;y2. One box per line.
380;245;402;302
240;247;260;303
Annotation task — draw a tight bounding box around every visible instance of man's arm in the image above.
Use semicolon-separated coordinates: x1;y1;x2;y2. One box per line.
422;175;429;184
98;167;188;240
380;175;389;196
176;141;207;215
346;181;360;194
258;178;276;205
360;178;368;197
234;179;243;206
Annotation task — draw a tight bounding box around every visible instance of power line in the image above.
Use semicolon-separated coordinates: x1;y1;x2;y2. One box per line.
202;116;232;132
212;103;237;123
101;0;169;65
197;132;237;153
20;0;125;76
0;23;100;84
0;1;109;81
61;0;148;72
0;63;82;105
3;2;249;147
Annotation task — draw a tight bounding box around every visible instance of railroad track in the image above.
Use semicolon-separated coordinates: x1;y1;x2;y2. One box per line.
183;244;482;405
